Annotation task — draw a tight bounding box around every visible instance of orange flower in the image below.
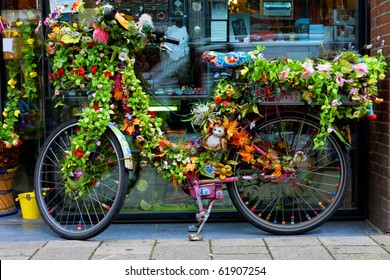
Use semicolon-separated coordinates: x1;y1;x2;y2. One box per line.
185;162;197;173
113;86;123;100
71;0;82;12
122;120;136;135
215;164;233;180
225;119;238;140
231;130;250;147
271;163;282;178
157;137;172;149
238;144;255;163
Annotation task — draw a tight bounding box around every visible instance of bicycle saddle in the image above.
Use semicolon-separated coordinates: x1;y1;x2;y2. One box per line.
201;51;251;71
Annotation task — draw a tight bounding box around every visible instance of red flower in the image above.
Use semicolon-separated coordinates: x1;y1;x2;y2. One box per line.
147;111;156;118
57;68;65;77
91;65;97;75
214;96;222;103
104;71;112;78
93;102;99;110
74;148;84;158
88;41;95;49
76;67;85;76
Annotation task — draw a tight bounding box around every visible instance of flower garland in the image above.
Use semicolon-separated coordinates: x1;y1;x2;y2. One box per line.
0;20;39;148
45;4;162;195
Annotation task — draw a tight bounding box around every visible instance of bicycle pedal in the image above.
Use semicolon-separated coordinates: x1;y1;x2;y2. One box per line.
188;234;203;241
188;225;198;232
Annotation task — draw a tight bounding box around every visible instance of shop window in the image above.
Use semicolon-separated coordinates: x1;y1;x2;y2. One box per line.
38;0;362;217
228;0;357;47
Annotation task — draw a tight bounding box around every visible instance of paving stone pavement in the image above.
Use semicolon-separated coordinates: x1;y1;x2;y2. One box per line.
1;235;390;260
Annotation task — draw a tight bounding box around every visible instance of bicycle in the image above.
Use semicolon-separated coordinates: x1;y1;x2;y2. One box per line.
34;3;385;241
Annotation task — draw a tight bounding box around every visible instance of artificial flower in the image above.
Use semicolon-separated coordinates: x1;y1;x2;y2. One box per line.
215;164;233;180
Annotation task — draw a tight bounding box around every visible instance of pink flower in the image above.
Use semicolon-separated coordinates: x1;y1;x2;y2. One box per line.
316;64;330;74
99;53;105;58
301;61;314;80
97;84;103;89
279;68;290;81
353;63;368;76
93;27;109;43
73;170;83;178
336;73;345;87
331;99;341;107
349;87;358;95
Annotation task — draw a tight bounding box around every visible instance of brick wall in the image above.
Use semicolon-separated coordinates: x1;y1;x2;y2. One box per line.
369;0;390;233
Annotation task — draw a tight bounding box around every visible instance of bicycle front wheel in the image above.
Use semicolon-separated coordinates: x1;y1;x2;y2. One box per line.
34;119;129;240
227;113;350;234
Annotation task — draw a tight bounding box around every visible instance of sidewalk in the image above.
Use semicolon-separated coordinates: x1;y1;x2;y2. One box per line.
1;212;390;260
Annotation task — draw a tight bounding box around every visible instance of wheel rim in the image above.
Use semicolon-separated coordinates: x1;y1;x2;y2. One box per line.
229;116;349;233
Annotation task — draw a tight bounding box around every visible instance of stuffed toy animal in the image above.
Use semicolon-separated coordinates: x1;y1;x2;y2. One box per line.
203;124;227;152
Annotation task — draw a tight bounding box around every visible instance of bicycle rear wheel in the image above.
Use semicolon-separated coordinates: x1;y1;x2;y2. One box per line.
227;112;350;234
34;119;129;240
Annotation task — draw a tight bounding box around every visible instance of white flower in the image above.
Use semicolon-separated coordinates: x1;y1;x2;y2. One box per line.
250;120;256;129
137;14;154;29
119;51;128;62
191;103;210;125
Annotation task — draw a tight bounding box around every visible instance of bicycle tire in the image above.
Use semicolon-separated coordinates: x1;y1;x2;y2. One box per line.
227;112;350;234
34;119;129;240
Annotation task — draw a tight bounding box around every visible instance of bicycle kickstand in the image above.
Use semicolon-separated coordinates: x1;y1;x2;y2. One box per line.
188;180;218;241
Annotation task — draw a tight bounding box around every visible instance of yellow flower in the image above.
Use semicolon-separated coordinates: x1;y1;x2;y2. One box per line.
2;111;8;118
27;38;34;45
3;123;8;129
12;31;19;37
14;110;20;117
225;85;235;97
379;73;386;80
53;27;60;33
215;164;233;180
240;67;249;75
8;79;17;89
16;21;23;27
73;23;78;28
30;72;37;78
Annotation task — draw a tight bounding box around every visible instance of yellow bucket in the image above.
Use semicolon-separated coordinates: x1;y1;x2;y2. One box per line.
15;192;41;219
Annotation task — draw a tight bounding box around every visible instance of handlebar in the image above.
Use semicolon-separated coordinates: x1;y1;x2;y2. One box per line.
153;28;180;45
102;4;180;45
